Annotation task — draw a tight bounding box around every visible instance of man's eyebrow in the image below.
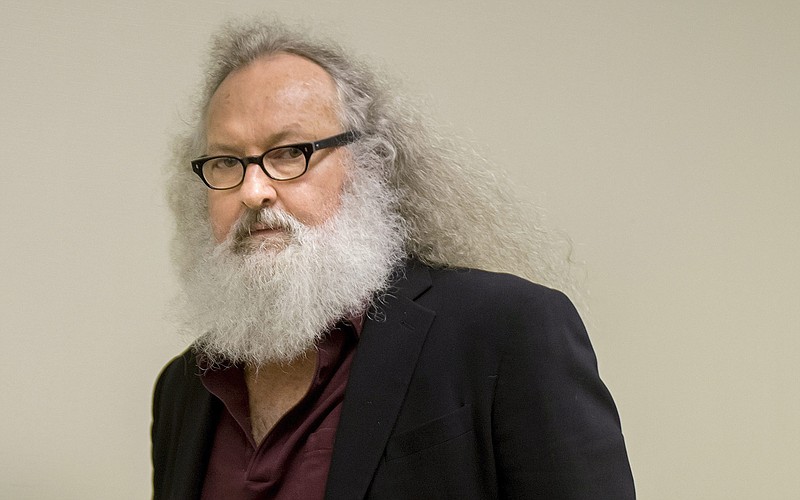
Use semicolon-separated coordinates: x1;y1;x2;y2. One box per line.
204;143;236;155
205;130;300;155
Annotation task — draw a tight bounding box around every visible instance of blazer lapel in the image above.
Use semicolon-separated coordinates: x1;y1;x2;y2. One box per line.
325;261;436;500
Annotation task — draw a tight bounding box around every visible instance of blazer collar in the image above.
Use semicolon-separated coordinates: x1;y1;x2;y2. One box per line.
325;260;436;500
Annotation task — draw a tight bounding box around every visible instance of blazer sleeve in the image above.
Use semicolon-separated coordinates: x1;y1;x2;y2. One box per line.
492;288;635;499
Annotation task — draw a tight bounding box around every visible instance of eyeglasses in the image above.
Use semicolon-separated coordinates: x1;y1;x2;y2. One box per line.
191;131;361;190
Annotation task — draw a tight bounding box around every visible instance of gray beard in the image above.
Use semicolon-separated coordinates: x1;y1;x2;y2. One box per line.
176;170;405;367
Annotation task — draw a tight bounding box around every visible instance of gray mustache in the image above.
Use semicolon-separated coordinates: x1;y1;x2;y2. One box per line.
233;209;301;241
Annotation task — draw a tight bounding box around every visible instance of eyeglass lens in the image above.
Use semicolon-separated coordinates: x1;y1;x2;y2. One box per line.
202;146;307;188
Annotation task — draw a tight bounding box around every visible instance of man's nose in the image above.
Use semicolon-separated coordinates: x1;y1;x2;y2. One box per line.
239;163;277;209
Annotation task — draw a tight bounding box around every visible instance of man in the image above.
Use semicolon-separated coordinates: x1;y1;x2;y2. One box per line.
152;19;635;499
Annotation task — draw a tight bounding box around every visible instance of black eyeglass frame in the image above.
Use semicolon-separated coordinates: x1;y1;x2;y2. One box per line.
191;130;361;190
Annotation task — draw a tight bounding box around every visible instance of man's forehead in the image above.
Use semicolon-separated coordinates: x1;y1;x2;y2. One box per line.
214;53;337;105
205;52;341;148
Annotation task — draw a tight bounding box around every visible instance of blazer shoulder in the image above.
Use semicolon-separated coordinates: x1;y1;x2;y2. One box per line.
155;348;197;386
424;265;574;313
153;346;209;419
153;348;196;423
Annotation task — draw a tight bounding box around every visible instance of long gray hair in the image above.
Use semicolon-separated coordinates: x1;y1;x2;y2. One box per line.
167;18;579;301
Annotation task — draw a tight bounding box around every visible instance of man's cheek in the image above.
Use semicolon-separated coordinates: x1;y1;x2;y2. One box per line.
208;199;236;243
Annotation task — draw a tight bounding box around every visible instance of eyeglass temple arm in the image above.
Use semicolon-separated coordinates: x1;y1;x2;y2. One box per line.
312;130;361;151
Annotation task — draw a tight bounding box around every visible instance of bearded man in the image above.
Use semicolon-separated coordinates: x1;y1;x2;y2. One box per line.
152;19;635;500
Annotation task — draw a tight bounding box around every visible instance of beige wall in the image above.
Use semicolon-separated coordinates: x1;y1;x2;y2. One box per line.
2;1;798;498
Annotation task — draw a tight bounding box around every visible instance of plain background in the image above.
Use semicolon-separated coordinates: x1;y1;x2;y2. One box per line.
1;1;798;498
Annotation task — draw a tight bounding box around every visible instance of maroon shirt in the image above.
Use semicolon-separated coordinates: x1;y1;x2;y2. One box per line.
199;320;360;500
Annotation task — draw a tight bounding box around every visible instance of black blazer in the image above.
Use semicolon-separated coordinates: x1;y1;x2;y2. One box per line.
152;261;635;499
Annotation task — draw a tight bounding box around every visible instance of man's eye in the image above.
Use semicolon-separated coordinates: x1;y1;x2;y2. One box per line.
209;157;240;169
268;147;304;161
